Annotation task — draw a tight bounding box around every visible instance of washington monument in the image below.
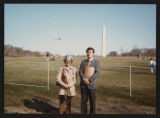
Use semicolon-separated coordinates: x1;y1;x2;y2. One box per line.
102;25;106;57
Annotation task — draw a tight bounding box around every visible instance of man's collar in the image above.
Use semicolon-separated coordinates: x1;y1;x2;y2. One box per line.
88;57;94;62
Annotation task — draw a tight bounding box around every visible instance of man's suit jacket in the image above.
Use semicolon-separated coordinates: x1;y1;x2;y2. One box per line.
79;59;100;89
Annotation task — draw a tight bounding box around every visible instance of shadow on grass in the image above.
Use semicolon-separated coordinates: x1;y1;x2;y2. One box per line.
23;98;59;114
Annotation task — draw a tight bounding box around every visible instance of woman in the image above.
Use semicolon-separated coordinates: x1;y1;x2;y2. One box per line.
56;55;77;114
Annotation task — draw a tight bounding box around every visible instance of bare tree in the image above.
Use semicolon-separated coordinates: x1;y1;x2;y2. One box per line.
142;48;156;57
131;48;142;57
121;52;132;56
4;44;43;57
108;51;118;56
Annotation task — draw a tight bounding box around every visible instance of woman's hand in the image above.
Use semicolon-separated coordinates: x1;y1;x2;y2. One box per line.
63;84;69;89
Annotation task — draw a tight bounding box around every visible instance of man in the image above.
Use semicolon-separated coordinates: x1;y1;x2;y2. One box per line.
51;54;55;62
79;47;100;114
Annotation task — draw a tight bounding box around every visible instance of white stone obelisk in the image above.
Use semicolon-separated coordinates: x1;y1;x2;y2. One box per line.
102;25;106;57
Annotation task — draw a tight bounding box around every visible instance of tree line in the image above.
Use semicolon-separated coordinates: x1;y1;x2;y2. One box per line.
108;48;156;57
4;44;43;57
4;44;156;58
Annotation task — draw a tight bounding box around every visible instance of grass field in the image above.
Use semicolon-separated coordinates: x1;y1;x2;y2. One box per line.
4;56;156;114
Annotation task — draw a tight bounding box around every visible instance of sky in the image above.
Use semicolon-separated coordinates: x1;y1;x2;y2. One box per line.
4;4;156;56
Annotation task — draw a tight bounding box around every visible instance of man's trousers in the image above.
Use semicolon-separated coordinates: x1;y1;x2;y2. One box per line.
81;87;96;114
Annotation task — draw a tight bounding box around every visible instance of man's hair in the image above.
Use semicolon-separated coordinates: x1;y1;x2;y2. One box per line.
86;47;95;53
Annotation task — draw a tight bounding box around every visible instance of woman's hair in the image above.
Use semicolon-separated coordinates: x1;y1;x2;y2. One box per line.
86;47;95;53
63;55;73;63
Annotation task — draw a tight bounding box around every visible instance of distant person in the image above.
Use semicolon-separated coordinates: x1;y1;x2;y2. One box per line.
51;55;55;62
46;52;50;62
79;47;100;114
137;54;139;58
56;55;77;114
149;58;156;74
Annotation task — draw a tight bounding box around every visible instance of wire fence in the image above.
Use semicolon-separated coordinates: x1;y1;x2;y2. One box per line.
5;61;156;97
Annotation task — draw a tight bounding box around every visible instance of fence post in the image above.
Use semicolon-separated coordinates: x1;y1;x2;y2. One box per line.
130;65;132;97
47;61;49;90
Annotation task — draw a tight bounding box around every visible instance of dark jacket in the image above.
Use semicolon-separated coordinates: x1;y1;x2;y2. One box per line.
79;59;100;89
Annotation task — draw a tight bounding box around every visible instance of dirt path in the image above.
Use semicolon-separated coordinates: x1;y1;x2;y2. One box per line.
5;95;155;114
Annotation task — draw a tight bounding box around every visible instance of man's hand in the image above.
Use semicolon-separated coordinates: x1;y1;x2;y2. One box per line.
83;78;91;85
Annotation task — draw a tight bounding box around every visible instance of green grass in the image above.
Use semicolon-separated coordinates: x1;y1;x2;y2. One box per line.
4;56;156;113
